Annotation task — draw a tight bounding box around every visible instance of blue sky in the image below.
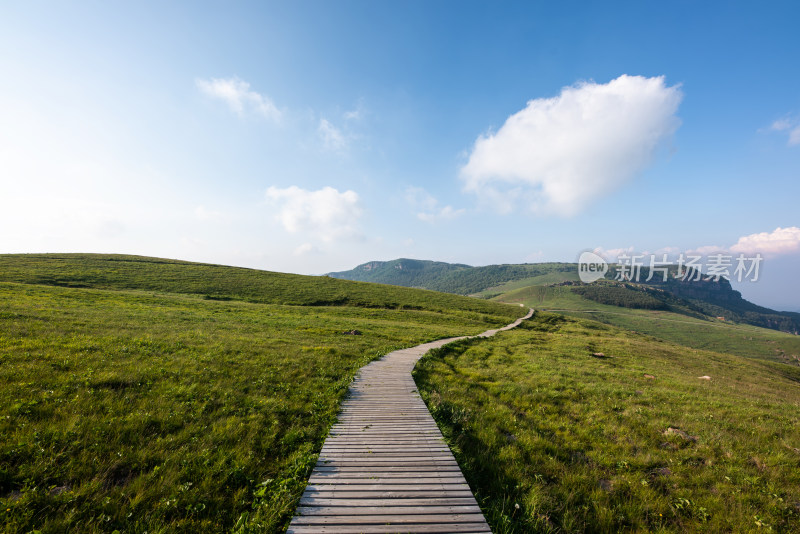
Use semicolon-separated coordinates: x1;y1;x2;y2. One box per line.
1;1;799;310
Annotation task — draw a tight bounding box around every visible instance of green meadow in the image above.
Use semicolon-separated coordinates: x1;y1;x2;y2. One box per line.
3;253;799;534
0;254;522;533
414;312;800;533
493;284;800;365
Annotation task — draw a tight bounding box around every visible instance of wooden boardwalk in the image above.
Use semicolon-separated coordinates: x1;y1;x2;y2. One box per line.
287;309;534;533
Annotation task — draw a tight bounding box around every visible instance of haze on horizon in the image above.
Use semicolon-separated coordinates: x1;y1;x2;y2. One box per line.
1;1;799;311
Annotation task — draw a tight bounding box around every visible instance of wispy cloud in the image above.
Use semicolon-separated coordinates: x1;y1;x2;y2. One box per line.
461;75;683;216
293;242;316;256
592;246;635;262
343;103;363;121
405;187;465;223
417;205;465;223
770;117;800;146
686;245;729;256
196;76;281;121
318;118;347;151
194;205;223;221
265;185;362;242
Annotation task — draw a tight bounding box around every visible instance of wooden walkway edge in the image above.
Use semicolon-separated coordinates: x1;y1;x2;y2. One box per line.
287;308;534;533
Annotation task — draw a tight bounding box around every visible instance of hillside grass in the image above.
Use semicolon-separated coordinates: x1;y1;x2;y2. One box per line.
0;255;523;533
0;254;516;320
414;312;800;533
475;271;580;298
494;285;800;365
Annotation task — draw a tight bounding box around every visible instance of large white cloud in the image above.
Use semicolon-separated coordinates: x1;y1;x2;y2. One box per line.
730;227;800;257
196;76;281;121
265;186;362;242
461;75;683;216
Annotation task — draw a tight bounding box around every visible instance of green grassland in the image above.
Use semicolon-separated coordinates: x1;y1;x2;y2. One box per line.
474;270;580;299
414;312;800;533
0;254;523;533
493;285;800;365
0;254;517;317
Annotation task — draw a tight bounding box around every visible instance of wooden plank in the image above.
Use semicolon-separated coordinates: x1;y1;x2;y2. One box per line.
299;497;478;506
301;490;477;499
287;524;491;533
296;505;481;515
306;482;469;493
308;478;468;485
316;459;459;464
309;477;464;483
310;474;464;480
318;454;455;460
291;513;488;524
312;466;462;473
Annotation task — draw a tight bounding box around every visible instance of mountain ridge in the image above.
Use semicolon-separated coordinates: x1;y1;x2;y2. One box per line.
329;258;800;335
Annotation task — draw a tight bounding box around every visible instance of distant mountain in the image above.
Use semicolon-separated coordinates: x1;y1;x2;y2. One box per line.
328;259;577;295
330;259;800;335
644;275;800;334
327;259;472;288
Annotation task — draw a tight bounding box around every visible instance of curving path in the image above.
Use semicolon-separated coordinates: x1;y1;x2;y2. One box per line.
287;308;534;533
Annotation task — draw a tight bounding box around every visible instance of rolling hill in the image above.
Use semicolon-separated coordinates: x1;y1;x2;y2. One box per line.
0;254;524;533
2;253;799;533
329;259;577;296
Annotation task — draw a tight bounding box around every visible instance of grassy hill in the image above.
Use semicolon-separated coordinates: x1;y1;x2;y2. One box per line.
0;254;514;317
329;259;577;296
4;253;798;533
415;312;800;533
0;254;524;533
327;258;471;288
494;284;800;365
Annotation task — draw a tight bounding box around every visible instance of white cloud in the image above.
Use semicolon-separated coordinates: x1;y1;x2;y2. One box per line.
597;228;800;264
343;105;362;122
318;118;347;151
686;245;728;256
654;246;680;256
194;205;223;221
196;77;281;121
417;205;465;223
770;117;800;146
293;242;315;255
405;187;437;211
771;118;793;131
461;75;683;216
265;185;362;242
405;186;465;223
730;227;800;257
592;246;635;262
